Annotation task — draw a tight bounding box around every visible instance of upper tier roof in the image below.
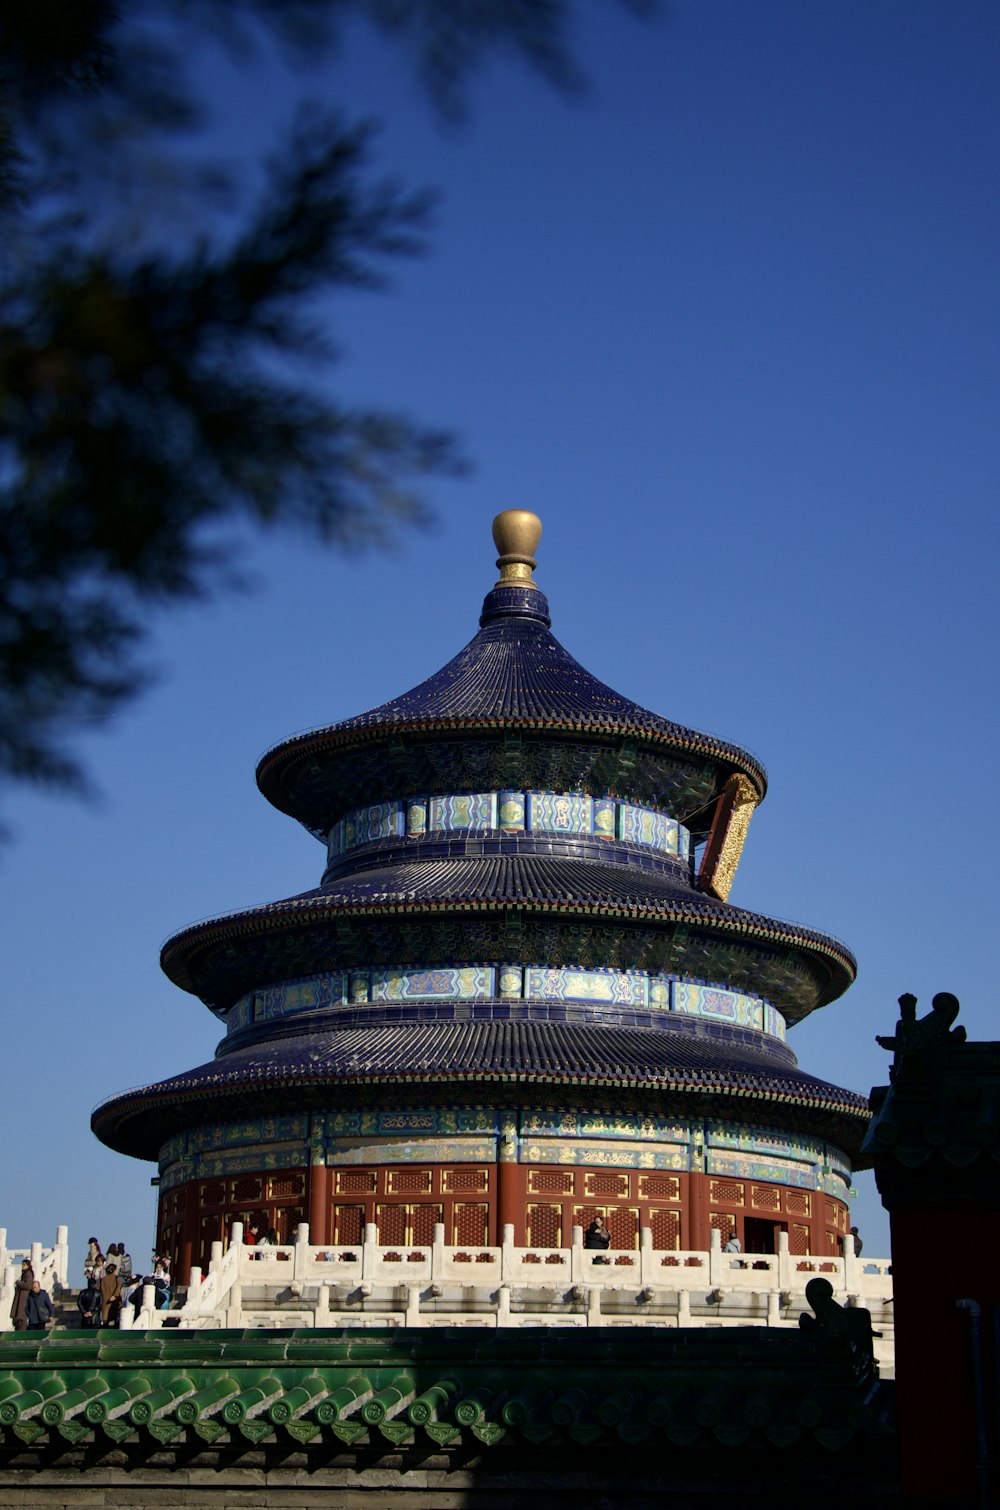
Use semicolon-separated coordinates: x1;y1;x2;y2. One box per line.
257;564;766;837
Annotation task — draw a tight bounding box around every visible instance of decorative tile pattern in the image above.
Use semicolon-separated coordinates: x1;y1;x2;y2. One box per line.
429;792;497;830
498;965;523;998
619;804;677;855
522;1110;689;1144
344;801;403;848
497;791;526;831
522;1140;690;1171
526;967;646;1007
331;1137;496;1166
228;975;349;1032
406;800;428;836
325;1107;498;1137
371;967;493;1003
226;966;775;1035
527;791;593;836
332;789;693;860
672;982;776;1034
763;1004;787;1041
592;797;616;838
706;1150;816;1189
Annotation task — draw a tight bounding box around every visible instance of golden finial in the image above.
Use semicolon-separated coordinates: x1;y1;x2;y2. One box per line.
492;510;542;588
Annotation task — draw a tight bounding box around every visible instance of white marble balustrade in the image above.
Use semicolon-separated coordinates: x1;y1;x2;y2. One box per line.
163;1221;894;1374
0;1225;69;1331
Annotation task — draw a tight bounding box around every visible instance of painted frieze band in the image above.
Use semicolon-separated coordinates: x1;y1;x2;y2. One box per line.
327;790;692;863
226;971;786;1041
158;1107;847;1196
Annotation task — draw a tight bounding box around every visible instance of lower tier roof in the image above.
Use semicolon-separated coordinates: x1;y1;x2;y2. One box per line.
92;1018;870;1162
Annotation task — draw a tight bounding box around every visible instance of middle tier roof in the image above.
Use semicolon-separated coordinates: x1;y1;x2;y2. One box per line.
161;845;856;1023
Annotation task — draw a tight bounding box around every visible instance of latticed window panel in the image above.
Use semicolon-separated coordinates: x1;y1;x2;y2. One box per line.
387;1168;433;1195
649;1208;681;1251
453;1202;489;1246
785;1190;811;1217
159;1223;182;1274
333;1204;364;1245
825;1198;846;1230
231;1177;263;1204
709;1212;735;1239
410;1204;444;1246
751;1184;780;1210
638;1174;680;1201
335;1169;377;1195
607;1206;640;1250
199;1180;226;1210
274;1206;304;1241
789;1223;811;1255
377;1205;407;1246
527;1169;574;1196
200;1213;224;1251
442;1168;489;1194
709;1180;744;1205
267;1173;305;1200
526;1203;562;1248
583;1172;630;1198
573;1204;613;1242
160;1189;184;1220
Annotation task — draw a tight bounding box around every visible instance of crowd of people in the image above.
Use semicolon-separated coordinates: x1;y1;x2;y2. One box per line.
6;1238;172;1331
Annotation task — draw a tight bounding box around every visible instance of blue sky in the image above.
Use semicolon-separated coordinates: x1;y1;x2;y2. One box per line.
4;1;998;1268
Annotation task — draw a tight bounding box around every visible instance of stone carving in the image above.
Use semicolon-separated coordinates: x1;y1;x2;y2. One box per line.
875;991;966;1082
799;1276;876;1378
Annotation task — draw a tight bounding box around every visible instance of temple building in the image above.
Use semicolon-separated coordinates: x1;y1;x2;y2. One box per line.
93;512;869;1277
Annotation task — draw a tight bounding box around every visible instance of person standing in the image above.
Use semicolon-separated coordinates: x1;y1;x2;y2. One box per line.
83;1238;102;1285
9;1260;34;1331
116;1243;133;1285
583;1216;612;1264
850;1225;864;1257
100;1263;122;1328
77;1278;103;1329
25;1280;55;1330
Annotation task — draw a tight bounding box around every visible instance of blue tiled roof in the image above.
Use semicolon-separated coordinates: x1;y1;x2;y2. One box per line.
92;1018;871;1158
160;854;856;1022
256;587;767;824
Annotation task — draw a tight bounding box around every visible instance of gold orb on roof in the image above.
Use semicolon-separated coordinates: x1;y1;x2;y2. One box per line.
492;509;542;586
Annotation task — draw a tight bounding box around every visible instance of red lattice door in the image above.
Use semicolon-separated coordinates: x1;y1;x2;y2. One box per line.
526;1204;562;1248
453;1203;488;1246
649;1208;681;1251
333;1205;364;1245
607;1207;640;1250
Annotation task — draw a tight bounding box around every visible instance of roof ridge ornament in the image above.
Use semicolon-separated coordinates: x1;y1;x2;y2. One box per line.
479;510;551;628
492;510;542;589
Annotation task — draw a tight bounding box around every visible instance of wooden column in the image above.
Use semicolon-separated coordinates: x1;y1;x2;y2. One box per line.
496;1113;521;1241
687;1170;706;1250
308;1161;330;1246
181;1179;199;1283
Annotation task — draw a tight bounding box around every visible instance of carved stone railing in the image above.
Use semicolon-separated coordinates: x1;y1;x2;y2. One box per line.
0;1225;70;1331
167;1222;893;1339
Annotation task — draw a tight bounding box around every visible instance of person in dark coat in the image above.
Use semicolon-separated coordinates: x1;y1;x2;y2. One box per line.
9;1261;34;1331
77;1280;102;1328
583;1216;611;1263
25;1281;55;1330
